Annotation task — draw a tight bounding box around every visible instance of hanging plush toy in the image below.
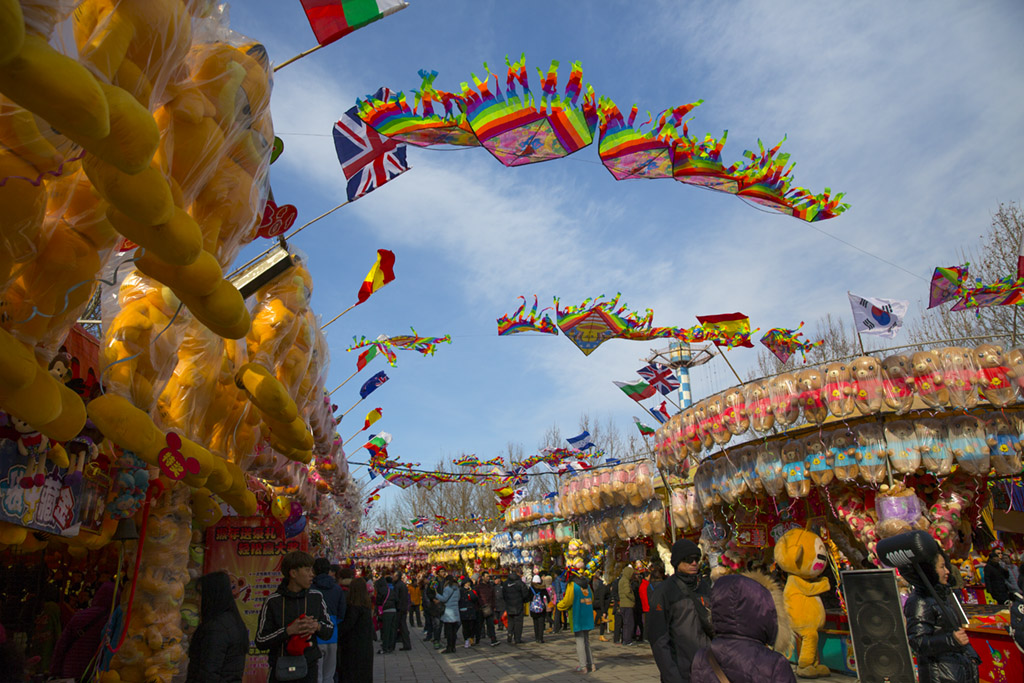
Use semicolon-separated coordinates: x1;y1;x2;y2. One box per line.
774;528;831;679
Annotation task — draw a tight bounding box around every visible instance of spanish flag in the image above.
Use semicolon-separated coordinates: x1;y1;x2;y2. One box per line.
356;249;395;304
363;407;383;431
696;312;757;348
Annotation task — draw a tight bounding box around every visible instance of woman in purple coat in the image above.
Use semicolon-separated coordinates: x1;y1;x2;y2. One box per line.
691;573;795;683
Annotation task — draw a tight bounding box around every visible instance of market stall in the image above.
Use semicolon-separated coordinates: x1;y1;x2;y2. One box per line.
653;342;1024;675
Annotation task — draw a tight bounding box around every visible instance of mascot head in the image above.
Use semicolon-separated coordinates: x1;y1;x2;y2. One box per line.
774;528;827;579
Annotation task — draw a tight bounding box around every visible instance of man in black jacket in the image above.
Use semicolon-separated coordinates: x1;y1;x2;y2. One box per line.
255;551;334;683
647;540;713;683
501;570;530;645
394;570;412;650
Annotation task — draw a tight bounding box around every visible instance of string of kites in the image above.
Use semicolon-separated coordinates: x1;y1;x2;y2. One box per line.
351;54;850;222
497;293;824;364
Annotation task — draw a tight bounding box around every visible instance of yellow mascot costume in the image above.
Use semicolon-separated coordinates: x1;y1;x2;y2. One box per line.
773;528;831;679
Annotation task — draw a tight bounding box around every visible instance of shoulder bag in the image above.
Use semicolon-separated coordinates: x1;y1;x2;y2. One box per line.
275;595;309;681
706;649;731;683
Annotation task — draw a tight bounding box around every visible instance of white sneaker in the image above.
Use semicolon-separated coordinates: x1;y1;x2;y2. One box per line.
464;639;471;648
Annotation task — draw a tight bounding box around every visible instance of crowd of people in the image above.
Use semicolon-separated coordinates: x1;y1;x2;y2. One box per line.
2;542;1016;682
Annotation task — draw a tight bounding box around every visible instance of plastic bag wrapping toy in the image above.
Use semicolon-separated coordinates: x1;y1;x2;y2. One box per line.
802;433;832;487
884;419;921;474
110;485;191;683
732;443;762;498
99;266;187;412
754;440;785;497
678;406;704;457
827;429;859;481
915;417;953;476
850;355;884;416
880;353;914;413
703;392;731;447
781;438;809;498
853;422;888;486
910;350;948;409
822;361;855;418
938;345;979;410
155;318;222;434
946;414;990;476
745;379;774;433
974;343;1016;407
768;371;800;427
693;459;717;511
1005;348;1024;399
984;411;1022;475
796;366;827;424
715;452;741;504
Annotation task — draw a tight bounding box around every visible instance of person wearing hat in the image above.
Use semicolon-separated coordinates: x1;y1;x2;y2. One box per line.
647;539;713;683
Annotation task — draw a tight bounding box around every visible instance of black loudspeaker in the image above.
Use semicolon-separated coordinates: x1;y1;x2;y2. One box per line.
840;568;916;683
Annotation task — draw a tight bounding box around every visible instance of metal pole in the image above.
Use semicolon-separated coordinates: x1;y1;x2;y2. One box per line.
675;341;692;409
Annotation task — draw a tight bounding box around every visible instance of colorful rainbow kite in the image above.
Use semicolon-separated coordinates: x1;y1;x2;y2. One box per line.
759;322;823;364
350;54;849;222
497;295;559;335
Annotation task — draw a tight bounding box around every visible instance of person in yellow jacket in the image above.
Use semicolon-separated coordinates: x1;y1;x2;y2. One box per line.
557;572;597;673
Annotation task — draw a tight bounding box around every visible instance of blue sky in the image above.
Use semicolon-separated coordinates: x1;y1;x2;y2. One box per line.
228;1;1024;496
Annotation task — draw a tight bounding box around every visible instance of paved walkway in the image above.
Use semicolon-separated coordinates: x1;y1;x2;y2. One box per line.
372;624;858;682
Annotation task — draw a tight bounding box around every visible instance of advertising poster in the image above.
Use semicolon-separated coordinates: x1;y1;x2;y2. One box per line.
205;516;308;683
0;437;84;537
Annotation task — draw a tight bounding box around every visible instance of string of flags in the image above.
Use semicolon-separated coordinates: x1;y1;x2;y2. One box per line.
348;328;452;366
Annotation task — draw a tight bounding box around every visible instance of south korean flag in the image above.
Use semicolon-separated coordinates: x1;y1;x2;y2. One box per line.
848;292;909;338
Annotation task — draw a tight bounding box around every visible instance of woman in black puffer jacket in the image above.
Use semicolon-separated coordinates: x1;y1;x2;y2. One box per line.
186;572;249;683
901;551;980;683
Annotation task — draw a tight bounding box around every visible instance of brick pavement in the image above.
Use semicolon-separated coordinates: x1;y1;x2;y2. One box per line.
372;625;858;682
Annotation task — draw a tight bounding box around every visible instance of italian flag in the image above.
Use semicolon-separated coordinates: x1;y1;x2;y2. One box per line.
301;0;409;47
614;380;656;402
633;417;656;437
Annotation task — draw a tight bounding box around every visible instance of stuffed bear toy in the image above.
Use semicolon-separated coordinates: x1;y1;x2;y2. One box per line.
714;455;740;504
694;461;718;510
853;422;888;485
679;407;703;456
781;439;810;498
732;444;762;498
910;350;948;409
721;387;750;436
704;392;732;446
974;343;1016;407
746;379;775;432
827;430;859;481
984;411;1023;476
803;434;833;487
850;355;884;415
884;420;921;474
915;418;953;476
755;441;785;497
946;415;990;476
774;528;831;679
1004;348;1024;400
833;486;880;560
796;367;828;424
880;354;915;413
769;372;800;426
938;346;979;410
692;400;714;451
823;361;855;418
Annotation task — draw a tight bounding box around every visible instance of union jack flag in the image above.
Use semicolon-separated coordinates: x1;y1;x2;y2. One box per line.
333;94;409;202
637;363;680;395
